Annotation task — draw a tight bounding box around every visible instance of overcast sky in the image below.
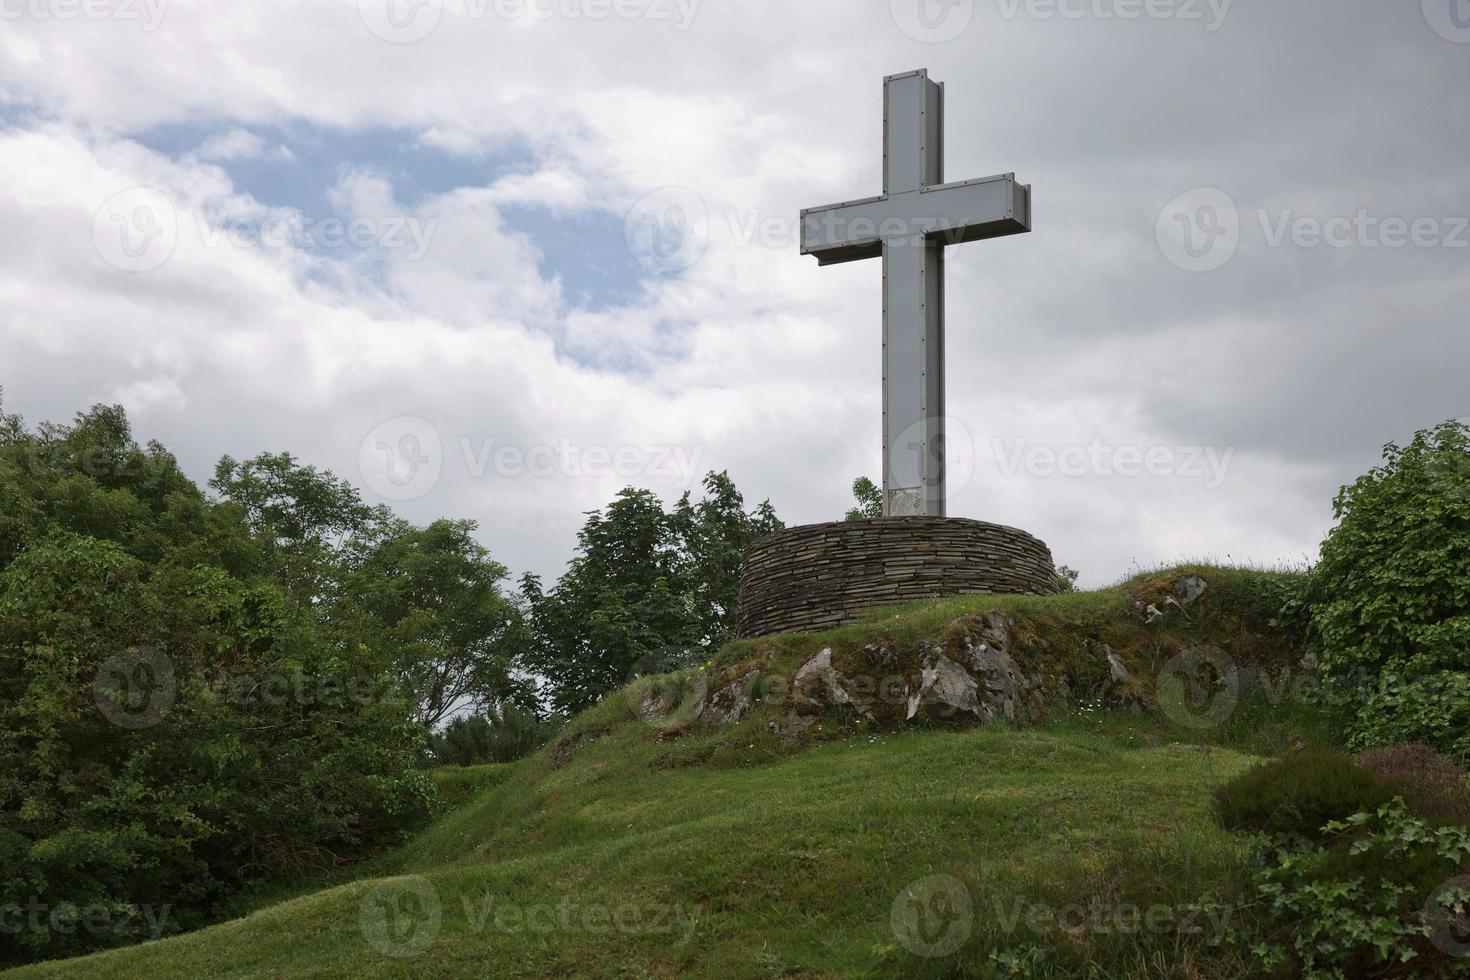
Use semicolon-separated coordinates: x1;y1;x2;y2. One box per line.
2;0;1467;586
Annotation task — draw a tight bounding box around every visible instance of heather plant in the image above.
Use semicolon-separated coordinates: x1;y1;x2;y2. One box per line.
1358;743;1470;827
1213;748;1395;838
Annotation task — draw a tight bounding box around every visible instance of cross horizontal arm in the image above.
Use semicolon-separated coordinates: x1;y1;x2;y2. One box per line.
800;174;1031;266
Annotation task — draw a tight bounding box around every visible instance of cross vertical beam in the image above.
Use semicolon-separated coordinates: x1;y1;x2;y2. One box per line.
883;71;945;516
800;69;1031;518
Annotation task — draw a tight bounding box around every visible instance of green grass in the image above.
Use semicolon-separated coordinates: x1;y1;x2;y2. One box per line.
6;567;1325;979
8;722;1262;979
429;763;517;810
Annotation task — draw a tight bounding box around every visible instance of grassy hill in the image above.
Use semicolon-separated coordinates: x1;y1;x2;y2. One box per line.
7;567;1325;979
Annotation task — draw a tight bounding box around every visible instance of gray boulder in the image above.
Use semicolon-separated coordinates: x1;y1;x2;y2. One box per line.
906;654;983;722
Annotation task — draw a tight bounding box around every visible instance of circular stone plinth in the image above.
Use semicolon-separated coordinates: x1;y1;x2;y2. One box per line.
737;517;1059;638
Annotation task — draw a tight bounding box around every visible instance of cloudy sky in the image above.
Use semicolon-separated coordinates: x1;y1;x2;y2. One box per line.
1;0;1467;586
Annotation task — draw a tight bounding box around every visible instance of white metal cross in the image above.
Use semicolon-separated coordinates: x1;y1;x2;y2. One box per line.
801;69;1031;517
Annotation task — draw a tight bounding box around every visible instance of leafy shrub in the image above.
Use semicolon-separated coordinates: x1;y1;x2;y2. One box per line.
0;403;466;967
843;476;883;521
0;533;434;967
1231;800;1470;977
431;705;562;766
1309;420;1470;762
1214;748;1395;838
1352;672;1470;766
521;474;782;716
1358;743;1470;827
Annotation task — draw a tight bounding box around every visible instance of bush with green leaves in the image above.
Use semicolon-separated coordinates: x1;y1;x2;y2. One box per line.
522;473;780;715
431;705;563;766
843;476;883;521
1310;420;1470;762
0;401;518;966
1230;799;1470;977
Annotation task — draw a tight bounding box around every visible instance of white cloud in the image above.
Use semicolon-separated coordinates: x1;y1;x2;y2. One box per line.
196;128;294;162
1;2;1467;586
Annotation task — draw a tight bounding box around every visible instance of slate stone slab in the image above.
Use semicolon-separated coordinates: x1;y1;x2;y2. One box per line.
738;517;1059;638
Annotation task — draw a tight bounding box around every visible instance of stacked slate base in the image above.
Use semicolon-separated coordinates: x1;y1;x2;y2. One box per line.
738;517;1059;638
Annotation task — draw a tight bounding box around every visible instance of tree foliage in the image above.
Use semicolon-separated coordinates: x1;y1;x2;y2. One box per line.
0;400;521;966
843;476;884;521
523;472;780;715
430;706;562;767
1310;419;1470;762
342;518;530;726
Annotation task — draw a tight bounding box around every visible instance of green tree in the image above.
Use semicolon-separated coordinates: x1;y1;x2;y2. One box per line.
1310;419;1470;761
211;452;387;602
343;518;530;726
430;706;562;766
523;488;691;714
672;471;782;648
0;402;453;967
844;476;883;520
524;474;780;715
0;400;230;572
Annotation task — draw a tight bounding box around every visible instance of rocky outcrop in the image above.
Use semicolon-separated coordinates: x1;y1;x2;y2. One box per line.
906;654;984;721
694;671;756;726
1174;575;1208;605
688;611;1049;737
642;568;1294;742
